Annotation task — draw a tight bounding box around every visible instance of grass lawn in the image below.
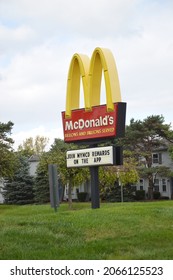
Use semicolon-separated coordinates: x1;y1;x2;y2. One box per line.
0;201;173;260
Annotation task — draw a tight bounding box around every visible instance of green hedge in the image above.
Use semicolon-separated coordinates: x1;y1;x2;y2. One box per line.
135;190;145;200
153;191;161;199
77;192;88;202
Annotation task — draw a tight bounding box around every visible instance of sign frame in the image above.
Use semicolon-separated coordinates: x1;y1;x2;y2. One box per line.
62;102;126;144
61;47;126;209
61;47;126;144
66;146;123;168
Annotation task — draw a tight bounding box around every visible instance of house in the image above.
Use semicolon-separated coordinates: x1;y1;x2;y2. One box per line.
28;155;39;176
135;147;173;199
64;180;91;201
64;146;173;201
1;148;173;202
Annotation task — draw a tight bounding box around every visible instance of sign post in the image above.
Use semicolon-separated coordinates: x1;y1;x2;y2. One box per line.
90;166;100;209
66;146;123;209
48;164;60;212
61;47;126;209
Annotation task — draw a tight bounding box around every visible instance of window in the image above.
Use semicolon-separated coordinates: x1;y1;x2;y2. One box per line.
154;179;159;192
162;179;167;192
139;179;144;191
152;153;162;164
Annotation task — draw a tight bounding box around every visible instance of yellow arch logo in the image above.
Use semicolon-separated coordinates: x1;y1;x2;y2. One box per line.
65;47;122;118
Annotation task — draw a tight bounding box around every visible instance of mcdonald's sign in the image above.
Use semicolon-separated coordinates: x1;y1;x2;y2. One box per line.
62;47;126;143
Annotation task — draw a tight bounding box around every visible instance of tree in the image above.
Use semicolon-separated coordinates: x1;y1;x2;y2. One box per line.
49;139;90;208
122;115;173;199
3;155;34;204
18;135;49;156
34;139;90;208
0;121;16;178
34;152;50;204
99;151;139;202
118;151;139;186
168;145;173;164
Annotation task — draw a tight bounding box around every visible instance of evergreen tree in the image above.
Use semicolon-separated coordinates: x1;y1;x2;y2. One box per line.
50;139;90;208
3;155;34;204
0;121;16;178
121;115;173;199
34;154;50;204
34;139;90;207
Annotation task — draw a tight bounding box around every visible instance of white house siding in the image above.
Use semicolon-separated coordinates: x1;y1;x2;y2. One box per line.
28;155;39;177
29;160;39;176
64;180;91;201
69;148;173;200
0;178;4;203
136;149;173;199
136;177;171;199
155;150;173;170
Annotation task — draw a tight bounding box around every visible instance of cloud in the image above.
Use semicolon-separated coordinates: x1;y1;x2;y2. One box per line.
0;0;173;149
0;0;138;38
13;125;63;150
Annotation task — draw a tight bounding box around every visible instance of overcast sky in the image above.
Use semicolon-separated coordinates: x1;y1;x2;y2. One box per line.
0;0;173;150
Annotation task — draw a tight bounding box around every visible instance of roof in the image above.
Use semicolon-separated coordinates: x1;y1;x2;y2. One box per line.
28;155;40;162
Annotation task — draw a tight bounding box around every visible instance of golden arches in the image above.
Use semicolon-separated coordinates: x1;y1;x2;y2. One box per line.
65;47;122;118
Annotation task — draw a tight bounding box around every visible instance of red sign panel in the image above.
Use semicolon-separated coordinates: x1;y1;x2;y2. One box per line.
62;102;126;143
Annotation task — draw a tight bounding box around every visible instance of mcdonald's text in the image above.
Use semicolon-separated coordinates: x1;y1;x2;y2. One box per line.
62;102;126;143
65;115;114;131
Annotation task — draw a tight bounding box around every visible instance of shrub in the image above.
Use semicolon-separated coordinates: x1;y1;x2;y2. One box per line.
135;190;145;200
160;196;169;200
100;183;135;202
77;192;88;202
153;191;161;199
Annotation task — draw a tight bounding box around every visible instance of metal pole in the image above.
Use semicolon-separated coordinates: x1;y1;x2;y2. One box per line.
117;168;123;203
48;164;59;212
120;182;123;203
52;165;58;212
90;166;100;209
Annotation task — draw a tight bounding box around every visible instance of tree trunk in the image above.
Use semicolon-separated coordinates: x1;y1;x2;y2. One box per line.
68;181;73;209
148;177;154;200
